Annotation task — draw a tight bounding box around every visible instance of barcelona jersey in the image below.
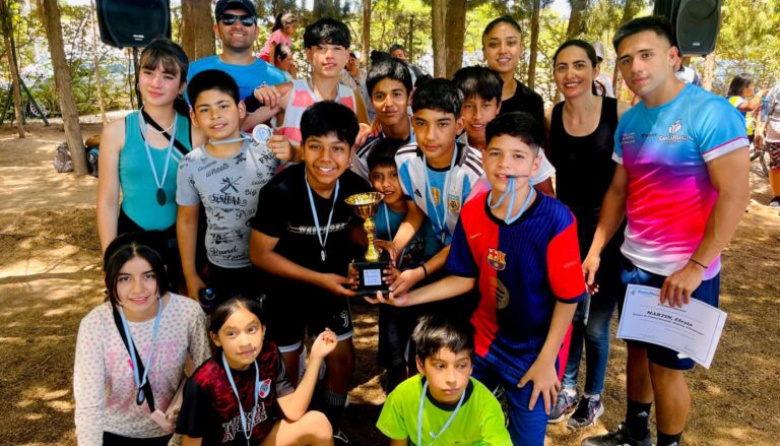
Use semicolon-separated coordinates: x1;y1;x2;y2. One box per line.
446;192;587;383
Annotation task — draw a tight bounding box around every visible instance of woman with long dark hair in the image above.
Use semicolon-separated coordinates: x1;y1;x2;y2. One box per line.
544;39;630;429
74;233;209;445
96;39;205;290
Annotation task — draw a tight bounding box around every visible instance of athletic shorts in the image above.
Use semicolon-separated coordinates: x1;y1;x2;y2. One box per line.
617;259;720;371
262;291;353;352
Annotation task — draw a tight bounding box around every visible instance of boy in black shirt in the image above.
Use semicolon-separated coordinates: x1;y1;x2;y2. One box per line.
250;101;370;441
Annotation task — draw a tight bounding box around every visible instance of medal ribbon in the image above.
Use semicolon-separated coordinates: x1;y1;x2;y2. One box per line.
417;380;467;446
117;296;163;403
488;176;535;224
222;352;260;443
305;172;340;262
422;150;458;242
139;109;177;204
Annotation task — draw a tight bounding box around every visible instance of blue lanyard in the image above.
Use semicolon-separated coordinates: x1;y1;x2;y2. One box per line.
382;203;406;267
138;109;177;206
417;380;466;446
488;176;535;224
208;132;252;145
222;352;260;444
118;296;163;404
422;150;458;242
305;172;340;262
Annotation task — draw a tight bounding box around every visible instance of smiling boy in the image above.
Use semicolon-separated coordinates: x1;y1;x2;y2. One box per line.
176;70;288;305
249;101;371;442
376;315;511;446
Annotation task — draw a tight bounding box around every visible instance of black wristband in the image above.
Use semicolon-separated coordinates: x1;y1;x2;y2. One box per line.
419;264;428;278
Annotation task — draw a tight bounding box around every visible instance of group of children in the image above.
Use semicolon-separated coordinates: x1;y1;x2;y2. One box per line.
80;7;741;446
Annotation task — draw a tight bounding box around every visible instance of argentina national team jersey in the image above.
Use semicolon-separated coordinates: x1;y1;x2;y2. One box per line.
446;192;586;383
614;84;748;279
395;142;482;245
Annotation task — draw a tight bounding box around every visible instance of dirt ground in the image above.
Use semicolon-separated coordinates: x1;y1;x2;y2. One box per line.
0;122;778;446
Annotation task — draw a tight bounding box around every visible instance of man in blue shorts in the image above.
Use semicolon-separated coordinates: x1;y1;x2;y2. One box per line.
581;17;750;446
187;0;286;102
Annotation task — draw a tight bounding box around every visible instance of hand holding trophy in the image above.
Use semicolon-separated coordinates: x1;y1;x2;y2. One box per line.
345;192;393;296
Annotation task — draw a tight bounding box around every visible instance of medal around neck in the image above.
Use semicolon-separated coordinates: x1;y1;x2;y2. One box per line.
345;192;391;297
252;124;273;144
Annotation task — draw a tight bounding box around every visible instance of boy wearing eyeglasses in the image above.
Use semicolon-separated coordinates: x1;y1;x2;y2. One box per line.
186;0;287;103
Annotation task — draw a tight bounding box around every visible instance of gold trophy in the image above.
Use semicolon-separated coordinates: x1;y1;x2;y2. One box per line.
345;192;391;296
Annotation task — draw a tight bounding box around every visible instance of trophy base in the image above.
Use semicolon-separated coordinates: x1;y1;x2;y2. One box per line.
351;260;391;297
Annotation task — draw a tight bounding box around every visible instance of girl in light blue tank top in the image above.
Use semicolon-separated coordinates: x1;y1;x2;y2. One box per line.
97;39;200;290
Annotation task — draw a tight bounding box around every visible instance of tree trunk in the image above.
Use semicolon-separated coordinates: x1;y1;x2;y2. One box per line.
361;0;370;66
431;0;446;77
527;0;541;89
702;52;716;91
444;0;467;78
41;0;87;174
565;0;588;39
0;0;24;137
612;0;644;99
89;0;106;125
181;0;215;62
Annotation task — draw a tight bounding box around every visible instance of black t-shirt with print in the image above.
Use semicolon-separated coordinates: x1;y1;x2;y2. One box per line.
251;162;371;297
176;341;294;446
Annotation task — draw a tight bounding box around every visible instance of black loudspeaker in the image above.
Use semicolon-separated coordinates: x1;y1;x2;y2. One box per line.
96;0;171;48
654;0;721;56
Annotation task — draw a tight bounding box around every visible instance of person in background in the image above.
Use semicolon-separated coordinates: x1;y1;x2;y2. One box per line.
340;52;374;121
258;11;297;63
592;42;615;98
726;73;766;146
273;43;297;81
755;80;780;210
672;49;701;87
389;43;424;86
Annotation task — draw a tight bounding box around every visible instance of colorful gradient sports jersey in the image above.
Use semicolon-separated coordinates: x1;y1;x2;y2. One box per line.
614;84;748;279
446;192;587;383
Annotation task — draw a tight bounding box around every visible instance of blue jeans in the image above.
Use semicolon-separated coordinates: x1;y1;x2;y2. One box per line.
473;354;551;446
561;285;618;394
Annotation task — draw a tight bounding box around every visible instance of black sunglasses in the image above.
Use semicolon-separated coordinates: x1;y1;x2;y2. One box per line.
219;13;256;27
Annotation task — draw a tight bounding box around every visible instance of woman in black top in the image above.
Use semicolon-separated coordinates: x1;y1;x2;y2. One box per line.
481;16;545;126
544;40;630;429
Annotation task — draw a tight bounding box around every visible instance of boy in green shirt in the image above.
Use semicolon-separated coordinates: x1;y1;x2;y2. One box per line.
377;315;511;446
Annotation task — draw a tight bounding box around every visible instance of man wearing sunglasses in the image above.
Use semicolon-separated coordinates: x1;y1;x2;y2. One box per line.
187;0;286;103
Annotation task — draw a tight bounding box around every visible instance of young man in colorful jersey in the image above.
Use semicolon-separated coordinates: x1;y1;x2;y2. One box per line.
369;112;586;446
580;17;750;446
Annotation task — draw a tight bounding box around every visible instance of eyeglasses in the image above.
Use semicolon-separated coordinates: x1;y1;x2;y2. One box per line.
219;13;256;27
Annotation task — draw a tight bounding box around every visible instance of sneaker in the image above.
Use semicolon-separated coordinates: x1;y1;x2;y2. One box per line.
549;389;578;423
770;197;780;208
333;429;350;445
581;423;654;446
567;395;605;429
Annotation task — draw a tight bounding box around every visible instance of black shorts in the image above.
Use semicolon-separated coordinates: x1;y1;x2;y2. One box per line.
263;291;353;352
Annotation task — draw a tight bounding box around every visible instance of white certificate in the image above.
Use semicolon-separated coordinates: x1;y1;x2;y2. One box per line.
617;284;727;369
